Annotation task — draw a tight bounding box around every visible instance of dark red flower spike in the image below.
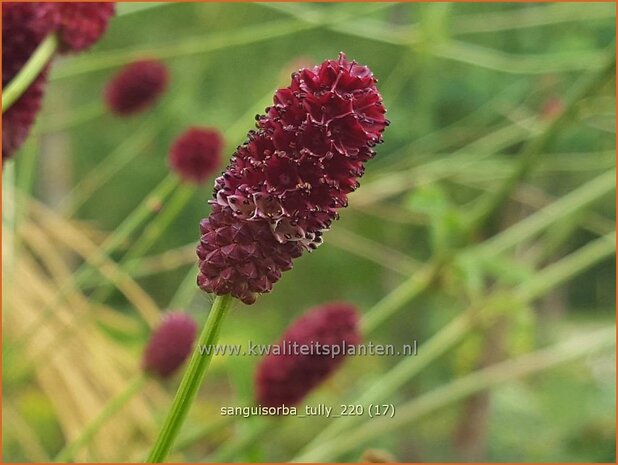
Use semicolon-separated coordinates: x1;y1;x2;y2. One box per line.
197;53;388;304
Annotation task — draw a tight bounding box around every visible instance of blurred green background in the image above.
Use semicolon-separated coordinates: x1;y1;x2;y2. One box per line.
3;2;616;462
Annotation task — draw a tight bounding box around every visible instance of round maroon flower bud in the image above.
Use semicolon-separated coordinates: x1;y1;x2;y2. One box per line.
2;2;58;160
142;312;198;379
104;59;169;116
169;127;224;184
255;302;361;407
197;53;388;304
55;2;115;52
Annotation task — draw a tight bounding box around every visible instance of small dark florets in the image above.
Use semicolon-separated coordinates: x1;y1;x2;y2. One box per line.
2;2;58;160
197;53;388;304
56;2;115;52
2;2;115;160
255;302;361;407
169;127;224;184
104;59;169;116
142;312;198;379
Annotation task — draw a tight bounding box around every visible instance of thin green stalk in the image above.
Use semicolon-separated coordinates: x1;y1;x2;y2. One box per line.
173;416;234;452
475;169;616;257
2;161;17;301
432;41;606;75
36;103;105;134
329;227;420;277
169;266;203;310
209;419;271;462
147;294;234;463
361;262;441;334
2;34;58;113
15;139;39;198
61;117;163;215
296;326;615;462
55;375;148;462
516;232;615;302
125;183;195;259
92;183;195;303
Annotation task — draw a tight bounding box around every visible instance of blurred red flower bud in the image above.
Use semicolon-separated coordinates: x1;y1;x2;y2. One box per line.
169;127;224;184
104;59;169;116
255;302;362;407
142;312;198;379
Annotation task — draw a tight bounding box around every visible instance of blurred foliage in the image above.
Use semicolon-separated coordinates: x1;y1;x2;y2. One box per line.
3;2;616;462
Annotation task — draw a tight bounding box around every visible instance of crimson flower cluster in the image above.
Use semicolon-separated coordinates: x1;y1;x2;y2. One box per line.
197;53;388;304
2;2;115;160
55;2;116;52
169;127;224;184
2;3;56;159
255;302;361;408
142;312;198;379
104;59;169;116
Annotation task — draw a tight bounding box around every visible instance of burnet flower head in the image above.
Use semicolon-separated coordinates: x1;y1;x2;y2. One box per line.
255;302;361;407
104;59;169;116
142;312;198;379
55;2;116;52
169;127;224;184
2;2;115;160
197;53;388;304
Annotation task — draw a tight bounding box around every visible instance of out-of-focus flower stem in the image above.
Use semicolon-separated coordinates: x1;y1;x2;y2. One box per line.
209;418;271;462
2;34;58;113
147;294;234;463
92;183;195;303
55;374;148;462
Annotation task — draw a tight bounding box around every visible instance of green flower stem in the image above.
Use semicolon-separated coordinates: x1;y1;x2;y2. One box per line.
36;102;105;134
147;294;234;463
2;34;58;113
474;169;616;258
15;138;40;198
55;374;148;462
296;326;615;462
61;116;164;215
516;231;615;302
92;183;195;303
209;418;271;462
169;265;202;309
2;161;17;299
361;262;442;334
173;416;235;452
